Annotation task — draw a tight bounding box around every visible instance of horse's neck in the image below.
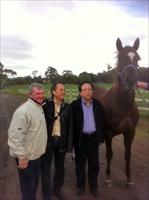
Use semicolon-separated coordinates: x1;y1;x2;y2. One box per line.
114;83;136;109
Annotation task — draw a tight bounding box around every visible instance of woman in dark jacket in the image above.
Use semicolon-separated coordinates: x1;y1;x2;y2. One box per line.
41;82;73;200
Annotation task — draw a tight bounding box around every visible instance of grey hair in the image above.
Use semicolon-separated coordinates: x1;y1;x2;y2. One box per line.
28;82;44;93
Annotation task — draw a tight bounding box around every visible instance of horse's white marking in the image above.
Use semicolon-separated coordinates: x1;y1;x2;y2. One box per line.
127;52;135;62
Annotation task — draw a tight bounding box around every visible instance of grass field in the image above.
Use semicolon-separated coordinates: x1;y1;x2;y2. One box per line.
136;118;149;139
2;83;149;118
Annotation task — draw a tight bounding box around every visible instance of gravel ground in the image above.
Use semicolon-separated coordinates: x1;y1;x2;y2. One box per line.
0;93;149;200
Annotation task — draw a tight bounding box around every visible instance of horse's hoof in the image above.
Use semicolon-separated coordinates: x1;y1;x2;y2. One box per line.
105;179;113;187
126;180;134;188
106;179;112;183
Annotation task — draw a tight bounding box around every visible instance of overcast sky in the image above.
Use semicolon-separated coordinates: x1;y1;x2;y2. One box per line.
1;0;149;77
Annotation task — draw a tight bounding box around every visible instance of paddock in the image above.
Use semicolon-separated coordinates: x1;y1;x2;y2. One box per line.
0;93;148;200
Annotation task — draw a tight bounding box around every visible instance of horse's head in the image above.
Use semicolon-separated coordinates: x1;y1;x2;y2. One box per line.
116;38;141;89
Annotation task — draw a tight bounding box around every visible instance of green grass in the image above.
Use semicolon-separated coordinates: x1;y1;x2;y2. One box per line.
3;84;79;103
136;89;149;99
138;110;149;119
3;83;148;100
136;118;149;138
2;83;149;119
136;101;149;107
4;84;28;94
96;82;112;89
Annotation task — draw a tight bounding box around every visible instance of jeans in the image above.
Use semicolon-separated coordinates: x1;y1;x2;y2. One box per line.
41;139;65;199
16;158;41;200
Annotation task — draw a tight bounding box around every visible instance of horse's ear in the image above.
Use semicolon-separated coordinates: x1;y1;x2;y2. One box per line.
116;38;123;51
133;38;140;51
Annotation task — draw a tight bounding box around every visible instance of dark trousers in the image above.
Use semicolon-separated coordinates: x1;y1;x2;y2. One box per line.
41;140;65;199
16;158;41;200
75;133;99;191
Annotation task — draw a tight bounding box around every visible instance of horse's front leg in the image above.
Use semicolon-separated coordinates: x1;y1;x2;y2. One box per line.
105;134;113;185
124;130;135;186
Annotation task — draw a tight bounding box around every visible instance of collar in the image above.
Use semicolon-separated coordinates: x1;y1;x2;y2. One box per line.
28;97;43;105
81;97;93;106
53;98;62;106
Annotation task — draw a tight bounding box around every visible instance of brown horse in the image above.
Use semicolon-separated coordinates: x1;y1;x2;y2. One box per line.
93;38;140;186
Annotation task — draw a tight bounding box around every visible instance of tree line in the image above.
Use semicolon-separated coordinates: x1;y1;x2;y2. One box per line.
0;63;149;89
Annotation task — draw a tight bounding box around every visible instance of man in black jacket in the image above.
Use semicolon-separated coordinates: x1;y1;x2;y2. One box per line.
41;82;73;200
71;81;106;198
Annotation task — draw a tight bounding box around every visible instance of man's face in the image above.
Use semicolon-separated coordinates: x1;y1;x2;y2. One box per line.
80;83;93;100
29;87;44;104
53;83;65;101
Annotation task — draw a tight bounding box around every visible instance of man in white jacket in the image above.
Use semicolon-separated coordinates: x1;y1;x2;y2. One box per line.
8;82;47;200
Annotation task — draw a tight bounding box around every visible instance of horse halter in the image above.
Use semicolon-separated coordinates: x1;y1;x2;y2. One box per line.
116;64;138;89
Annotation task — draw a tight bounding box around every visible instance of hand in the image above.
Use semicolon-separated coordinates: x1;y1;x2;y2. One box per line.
70;152;75;161
18;158;29;169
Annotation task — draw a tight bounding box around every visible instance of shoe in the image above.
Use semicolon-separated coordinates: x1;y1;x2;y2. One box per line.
76;188;84;196
53;190;65;200
91;189;99;198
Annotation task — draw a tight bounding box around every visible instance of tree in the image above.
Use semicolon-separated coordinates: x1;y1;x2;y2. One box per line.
78;72;92;83
45;66;59;84
61;73;79;84
62;70;72;75
31;70;43;83
0;62;17;89
32;70;38;78
107;64;112;71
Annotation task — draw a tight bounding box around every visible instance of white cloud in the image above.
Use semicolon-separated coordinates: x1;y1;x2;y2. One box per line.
1;0;148;77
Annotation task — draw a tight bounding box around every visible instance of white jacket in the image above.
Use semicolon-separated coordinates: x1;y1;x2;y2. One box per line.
8;98;47;160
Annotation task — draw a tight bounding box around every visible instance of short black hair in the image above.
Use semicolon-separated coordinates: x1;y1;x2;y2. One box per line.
50;82;64;97
78;81;94;92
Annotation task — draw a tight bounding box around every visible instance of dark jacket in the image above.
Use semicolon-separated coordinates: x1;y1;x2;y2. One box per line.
42;98;73;153
71;98;106;149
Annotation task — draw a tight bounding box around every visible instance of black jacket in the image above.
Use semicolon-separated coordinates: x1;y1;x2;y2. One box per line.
71;98;106;149
42;98;73;153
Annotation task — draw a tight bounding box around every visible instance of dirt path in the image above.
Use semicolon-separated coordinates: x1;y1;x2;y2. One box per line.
0;93;149;200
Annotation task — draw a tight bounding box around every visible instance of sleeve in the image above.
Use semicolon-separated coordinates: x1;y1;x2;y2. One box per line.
8;109;29;159
66;105;74;153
